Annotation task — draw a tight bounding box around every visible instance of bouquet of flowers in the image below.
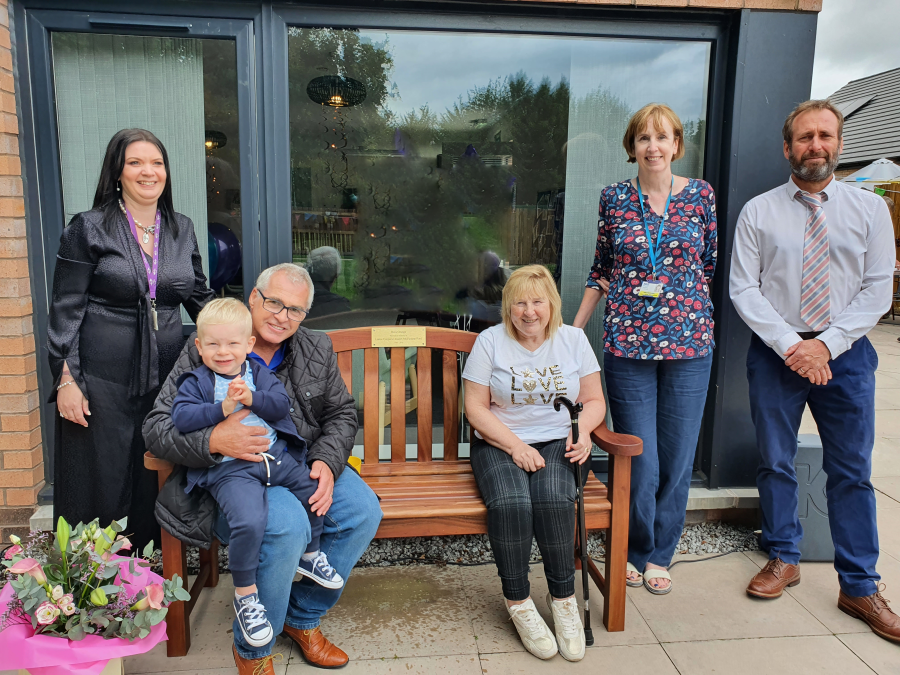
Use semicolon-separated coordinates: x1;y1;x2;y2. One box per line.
1;516;189;641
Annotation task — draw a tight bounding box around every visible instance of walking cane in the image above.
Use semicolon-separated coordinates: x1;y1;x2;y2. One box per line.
553;396;594;646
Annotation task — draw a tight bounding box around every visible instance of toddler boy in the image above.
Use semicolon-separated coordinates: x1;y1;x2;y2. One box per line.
172;298;343;648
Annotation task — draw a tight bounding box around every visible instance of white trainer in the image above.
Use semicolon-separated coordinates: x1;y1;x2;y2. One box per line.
506;598;558;660
546;594;586;661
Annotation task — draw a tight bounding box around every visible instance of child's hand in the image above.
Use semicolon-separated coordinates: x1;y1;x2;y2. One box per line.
222;396;237;417
228;378;253;408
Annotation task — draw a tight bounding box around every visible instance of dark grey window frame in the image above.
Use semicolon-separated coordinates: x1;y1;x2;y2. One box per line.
13;6;260;487
12;0;747;495
272;3;732;483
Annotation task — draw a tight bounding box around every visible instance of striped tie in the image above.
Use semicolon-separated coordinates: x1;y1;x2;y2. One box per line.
795;190;831;331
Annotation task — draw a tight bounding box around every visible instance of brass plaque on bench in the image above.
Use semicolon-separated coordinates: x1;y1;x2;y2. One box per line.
371;326;427;347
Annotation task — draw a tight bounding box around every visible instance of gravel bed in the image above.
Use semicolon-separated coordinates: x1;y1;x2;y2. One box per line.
675;522;759;556
157;521;758;576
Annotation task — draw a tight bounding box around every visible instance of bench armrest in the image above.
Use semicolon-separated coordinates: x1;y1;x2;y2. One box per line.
144;451;176;490
590;421;642;457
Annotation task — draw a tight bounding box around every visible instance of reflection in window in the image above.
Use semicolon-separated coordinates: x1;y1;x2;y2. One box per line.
288;28;710;334
52;34;244;303
287;27;710;451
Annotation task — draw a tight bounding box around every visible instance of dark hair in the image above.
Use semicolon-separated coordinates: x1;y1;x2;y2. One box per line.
92;128;179;236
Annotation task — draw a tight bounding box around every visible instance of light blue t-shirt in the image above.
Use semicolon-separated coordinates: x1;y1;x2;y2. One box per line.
215;365;277;462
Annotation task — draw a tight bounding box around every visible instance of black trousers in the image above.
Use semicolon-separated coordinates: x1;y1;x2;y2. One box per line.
471;438;586;601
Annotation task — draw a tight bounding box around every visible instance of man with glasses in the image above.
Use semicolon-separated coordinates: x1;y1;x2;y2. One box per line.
144;263;382;674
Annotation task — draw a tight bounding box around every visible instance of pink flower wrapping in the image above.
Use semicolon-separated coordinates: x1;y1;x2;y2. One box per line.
0;556;168;675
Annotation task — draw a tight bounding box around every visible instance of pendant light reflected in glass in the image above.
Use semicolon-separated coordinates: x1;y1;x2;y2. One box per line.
308;75;367;193
306;75;367;108
205;130;227;150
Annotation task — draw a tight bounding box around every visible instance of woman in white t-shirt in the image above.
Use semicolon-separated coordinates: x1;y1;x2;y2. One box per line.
463;265;606;663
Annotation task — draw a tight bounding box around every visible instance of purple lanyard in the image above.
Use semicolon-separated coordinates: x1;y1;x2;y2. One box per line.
122;205;161;301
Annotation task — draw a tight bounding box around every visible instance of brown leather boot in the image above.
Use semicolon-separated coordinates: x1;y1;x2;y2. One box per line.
838;587;900;644
746;558;801;599
283;625;349;669
232;644;282;675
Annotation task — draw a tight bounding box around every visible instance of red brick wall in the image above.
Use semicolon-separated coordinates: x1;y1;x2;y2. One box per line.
0;0;44;543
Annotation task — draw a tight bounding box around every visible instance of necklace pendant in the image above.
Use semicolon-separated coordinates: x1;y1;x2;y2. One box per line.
143;232;150;244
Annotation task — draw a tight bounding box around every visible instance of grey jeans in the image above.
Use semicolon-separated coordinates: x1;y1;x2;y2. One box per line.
471;438;586;601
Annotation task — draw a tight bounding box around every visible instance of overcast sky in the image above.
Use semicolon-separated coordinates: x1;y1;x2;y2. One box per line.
811;0;900;98
368;31;709;124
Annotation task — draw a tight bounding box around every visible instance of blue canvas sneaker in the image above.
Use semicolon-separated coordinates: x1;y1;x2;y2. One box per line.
296;551;345;589
233;592;274;647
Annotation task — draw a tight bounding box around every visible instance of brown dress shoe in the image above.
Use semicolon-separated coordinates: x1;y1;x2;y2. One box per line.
232;644;282;675
746;558;801;599
283;625;349;669
838;587;900;644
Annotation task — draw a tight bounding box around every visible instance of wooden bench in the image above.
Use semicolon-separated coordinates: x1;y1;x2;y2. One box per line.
145;326;642;657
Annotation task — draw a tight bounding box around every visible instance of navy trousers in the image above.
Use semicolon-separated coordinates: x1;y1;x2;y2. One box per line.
747;334;880;597
604;352;713;571
195;444;322;587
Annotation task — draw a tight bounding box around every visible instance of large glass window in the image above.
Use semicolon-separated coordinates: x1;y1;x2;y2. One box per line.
288;28;710;331
51;33;245;303
287;27;711;452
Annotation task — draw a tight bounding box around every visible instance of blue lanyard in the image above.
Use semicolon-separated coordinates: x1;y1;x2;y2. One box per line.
635;176;673;279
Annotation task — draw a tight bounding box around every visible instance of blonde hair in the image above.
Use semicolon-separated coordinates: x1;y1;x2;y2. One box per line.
501;265;563;341
196;298;252;339
622;103;685;164
782;99;844;145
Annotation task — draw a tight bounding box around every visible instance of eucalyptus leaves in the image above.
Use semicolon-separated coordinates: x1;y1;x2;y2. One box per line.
1;516;189;641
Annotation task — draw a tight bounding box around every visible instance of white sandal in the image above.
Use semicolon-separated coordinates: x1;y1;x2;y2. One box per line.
643;569;672;595
626;562;643;587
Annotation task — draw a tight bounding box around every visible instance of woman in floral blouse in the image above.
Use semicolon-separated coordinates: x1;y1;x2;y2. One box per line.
573;103;717;595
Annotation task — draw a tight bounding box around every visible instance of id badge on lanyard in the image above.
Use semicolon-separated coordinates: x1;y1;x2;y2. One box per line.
635;177;673;299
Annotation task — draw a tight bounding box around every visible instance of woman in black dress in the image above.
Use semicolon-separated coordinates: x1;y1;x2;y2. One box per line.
49;128;214;550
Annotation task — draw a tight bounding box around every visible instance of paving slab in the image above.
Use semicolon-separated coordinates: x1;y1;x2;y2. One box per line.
838;632;900;675
876;410;900;439
873;437;900;479
663;635;872;675
877;355;900;376
286;654;482;675
785;553;900;635
317;565;478;660
126;578;294;674
877;507;900;562
875;370;900;389
876;388;900;410
627;553;829;642
457;561;658;653
477;644;679;675
874;476;900;504
132;670;241;675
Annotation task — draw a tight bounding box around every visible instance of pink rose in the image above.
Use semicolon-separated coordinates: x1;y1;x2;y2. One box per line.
8;558;47;585
3;544;22;559
131;584;164;611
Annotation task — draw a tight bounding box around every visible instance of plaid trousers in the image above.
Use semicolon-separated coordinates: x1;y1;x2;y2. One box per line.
471;437;586;600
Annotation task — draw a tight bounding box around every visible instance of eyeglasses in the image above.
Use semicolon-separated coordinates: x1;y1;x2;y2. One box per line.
256;290;309;322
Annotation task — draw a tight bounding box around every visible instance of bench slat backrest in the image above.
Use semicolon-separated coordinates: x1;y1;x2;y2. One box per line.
329;327;477;471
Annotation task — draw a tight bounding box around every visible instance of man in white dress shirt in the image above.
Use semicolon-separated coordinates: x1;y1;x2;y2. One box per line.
730;99;899;644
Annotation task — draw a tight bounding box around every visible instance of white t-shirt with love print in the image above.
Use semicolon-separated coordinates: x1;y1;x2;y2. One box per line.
462;324;601;445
